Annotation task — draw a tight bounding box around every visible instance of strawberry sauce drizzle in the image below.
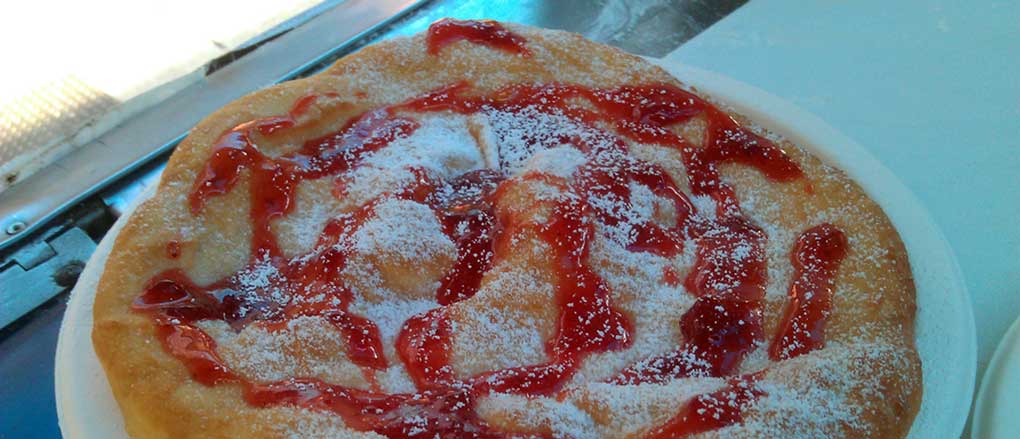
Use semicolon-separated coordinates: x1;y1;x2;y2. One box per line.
606;217;769;382
189;104;418;258
429;170;504;306
165;240;181;259
769;223;849;360
426;18;531;56
130;19;851;437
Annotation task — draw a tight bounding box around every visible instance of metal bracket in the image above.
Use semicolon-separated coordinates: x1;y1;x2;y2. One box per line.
0;226;96;329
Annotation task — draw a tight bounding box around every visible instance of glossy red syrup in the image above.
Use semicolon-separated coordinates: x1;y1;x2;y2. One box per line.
577;160;695;258
541;199;634;357
430;170;504;306
189;107;419;258
165;240;181;259
426;18;531;56
133;271;236;385
610;217;766;384
589;84;802;217
245;379;522;438
770;223;848;360
396;308;454;388
662;266;682;286
129;28;848;434
404;81;801;215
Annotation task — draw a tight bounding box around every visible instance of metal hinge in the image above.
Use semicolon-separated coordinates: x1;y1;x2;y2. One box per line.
0;200;114;329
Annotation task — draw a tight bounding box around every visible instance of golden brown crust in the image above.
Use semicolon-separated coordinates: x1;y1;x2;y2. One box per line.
92;22;921;438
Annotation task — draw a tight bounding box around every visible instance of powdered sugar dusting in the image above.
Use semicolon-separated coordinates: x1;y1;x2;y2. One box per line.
730;338;918;438
366;114;485;177
274;189;338;256
268;408;384;439
521;145;588;178
575;236;695;382
351;298;438;363
450;263;556;376
338;114;486;209
481;104;619;177
477;393;599;439
588;180;678;248
226;254;290;320
353;198;455;264
573;379;725;437
200;317;367;388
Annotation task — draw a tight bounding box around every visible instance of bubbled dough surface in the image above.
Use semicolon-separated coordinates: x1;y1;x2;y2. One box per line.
91;22;921;439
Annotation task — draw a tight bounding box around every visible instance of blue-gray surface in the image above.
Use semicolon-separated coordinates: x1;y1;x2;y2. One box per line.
0;298;65;439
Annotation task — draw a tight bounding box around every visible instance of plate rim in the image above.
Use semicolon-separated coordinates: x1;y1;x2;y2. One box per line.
55;58;978;439
971;314;1020;438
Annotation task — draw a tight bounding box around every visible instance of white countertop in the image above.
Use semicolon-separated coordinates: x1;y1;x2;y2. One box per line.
665;0;1020;432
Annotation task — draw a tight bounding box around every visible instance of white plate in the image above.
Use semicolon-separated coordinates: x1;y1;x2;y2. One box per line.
972;314;1020;439
56;60;977;438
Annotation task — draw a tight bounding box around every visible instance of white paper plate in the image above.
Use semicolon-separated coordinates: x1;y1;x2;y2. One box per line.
972;314;1020;439
56;60;977;438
